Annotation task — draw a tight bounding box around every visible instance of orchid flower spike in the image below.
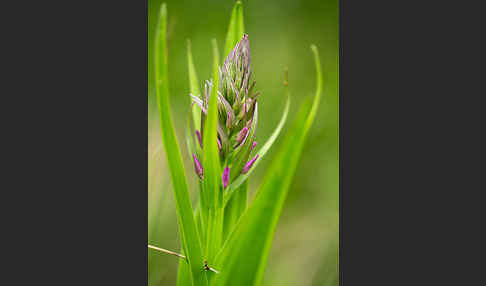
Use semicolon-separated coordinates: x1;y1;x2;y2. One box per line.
188;34;260;183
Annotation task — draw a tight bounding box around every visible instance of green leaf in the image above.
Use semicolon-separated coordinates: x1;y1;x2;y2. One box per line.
236;4;244;45
177;204;204;286
212;46;323;286
224;1;244;59
202;39;222;209
185;112;197;159
187;39;202;130
185;113;207;243
202;39;223;261
154;3;207;286
223;180;247;241
224;72;290;202
177;258;192;286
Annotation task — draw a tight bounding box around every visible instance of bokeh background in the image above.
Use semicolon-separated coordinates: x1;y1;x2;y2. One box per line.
148;0;338;285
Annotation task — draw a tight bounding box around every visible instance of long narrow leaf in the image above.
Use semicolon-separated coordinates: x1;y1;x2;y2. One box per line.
177;258;192;286
185;113;197;159
223;180;247;241
202;39;223;262
177;204;204;286
224;1;244;59
202;39;222;209
212;46;323;286
187;39;202;130
154;4;207;286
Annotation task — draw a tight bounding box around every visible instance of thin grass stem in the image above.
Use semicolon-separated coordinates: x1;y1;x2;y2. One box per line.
148;244;186;259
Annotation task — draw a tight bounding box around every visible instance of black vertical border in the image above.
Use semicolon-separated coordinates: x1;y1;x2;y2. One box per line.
3;0;149;284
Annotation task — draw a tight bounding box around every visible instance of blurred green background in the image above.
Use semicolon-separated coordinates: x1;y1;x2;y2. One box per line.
148;0;338;285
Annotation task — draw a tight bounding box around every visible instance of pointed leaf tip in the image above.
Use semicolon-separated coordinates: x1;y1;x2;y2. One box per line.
155;3;207;284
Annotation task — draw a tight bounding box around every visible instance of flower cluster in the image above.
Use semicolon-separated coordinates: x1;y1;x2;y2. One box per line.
191;34;259;188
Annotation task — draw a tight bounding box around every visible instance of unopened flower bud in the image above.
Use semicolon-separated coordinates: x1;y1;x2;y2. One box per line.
192;153;203;179
236;127;248;146
242;154;259;174
217;138;222;150
226;111;232;129
222;166;230;189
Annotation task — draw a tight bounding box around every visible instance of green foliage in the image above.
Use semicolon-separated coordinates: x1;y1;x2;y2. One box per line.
187;39;202;130
224;1;244;59
153;2;325;285
154;4;207;286
223;179;247;240
211;46;323;286
201;39;223;264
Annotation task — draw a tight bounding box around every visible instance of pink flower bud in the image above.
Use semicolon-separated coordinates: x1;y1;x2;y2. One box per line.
222;166;230;189
226;112;232;129
242;154;259;174
192;153;203;179
236;127;248;145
